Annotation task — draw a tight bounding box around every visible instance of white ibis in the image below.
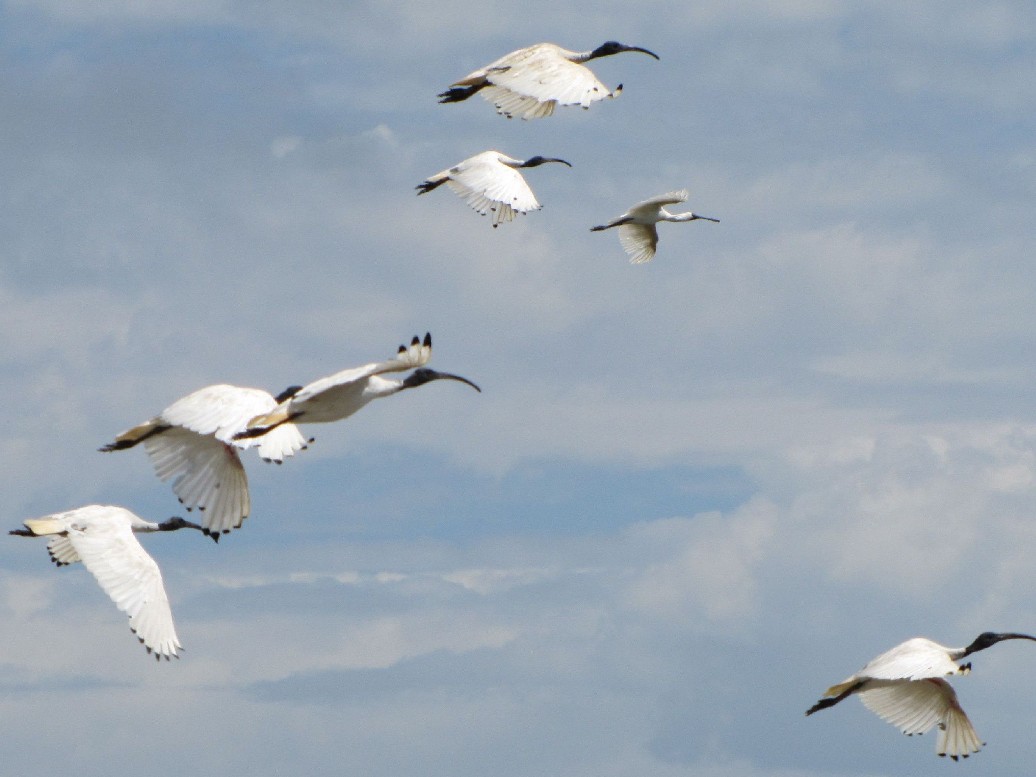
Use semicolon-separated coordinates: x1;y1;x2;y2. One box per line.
234;333;480;440
417;150;571;227
806;632;1036;759
591;189;719;263
438;41;659;120
10;505;211;660
100;384;309;538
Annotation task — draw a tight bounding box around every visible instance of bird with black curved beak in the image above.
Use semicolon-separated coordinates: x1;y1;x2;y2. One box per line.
806;631;1036;759
417;151;571;227
234;333;480;440
438;41;660;119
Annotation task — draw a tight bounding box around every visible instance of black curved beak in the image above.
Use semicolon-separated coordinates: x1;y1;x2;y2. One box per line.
402;368;481;393
995;633;1036;643
521;156;572;169
428;371;482;393
696;215;720;223
626;45;660;60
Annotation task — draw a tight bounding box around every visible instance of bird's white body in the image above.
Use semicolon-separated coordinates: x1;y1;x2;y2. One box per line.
418;151;561;227
811;637;984;759
102;384;308;537
450;43;620;119
592;190;719;264
238;333;479;438
15;505;186;659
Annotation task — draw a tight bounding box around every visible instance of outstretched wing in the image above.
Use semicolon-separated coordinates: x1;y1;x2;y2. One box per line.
161;385;277;442
47;535;80;566
66;515;181;659
859;638;964;682
859;679;983;760
143;428;250;537
483;47;616;119
447;157;539;225
289;333;431;407
241;334;434;434
627;189;689;217
617;223;659;264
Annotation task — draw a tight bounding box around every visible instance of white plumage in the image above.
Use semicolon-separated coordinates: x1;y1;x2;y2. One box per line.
438;41;659;120
235;333;480;440
101;383;309;538
417;151;571;227
806;632;1036;759
591;189;719;264
10;505;208;660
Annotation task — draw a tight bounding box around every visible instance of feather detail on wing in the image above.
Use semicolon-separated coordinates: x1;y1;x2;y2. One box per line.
160;385;276;441
618;223;659;264
66;518;181;659
47;535;80;566
858;638;963;681
859;679;983;760
446;160;539;224
483;52;615;117
627;190;689;216
143;428;249;536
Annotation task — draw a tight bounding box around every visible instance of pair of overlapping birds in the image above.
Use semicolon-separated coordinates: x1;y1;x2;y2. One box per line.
11;39;1033;762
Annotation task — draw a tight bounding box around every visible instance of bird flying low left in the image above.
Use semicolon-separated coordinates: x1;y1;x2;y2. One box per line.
417;151;571;227
100;384;311;539
805;632;1036;759
10;505;212;660
234;333;480;442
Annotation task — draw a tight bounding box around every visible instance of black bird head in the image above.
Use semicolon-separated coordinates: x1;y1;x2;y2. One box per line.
273;385;303;404
401;368;481;393
520;156;572;169
589;41;660;61
961;631;1036;657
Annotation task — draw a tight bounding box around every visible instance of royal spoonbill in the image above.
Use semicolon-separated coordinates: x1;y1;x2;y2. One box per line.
234;333;480;440
100;384;310;538
805;632;1036;759
439;41;659;119
417;151;571;227
591;189;719;264
10;505;211;659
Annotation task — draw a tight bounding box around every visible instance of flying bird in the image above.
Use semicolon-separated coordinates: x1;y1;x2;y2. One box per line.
805;632;1036;759
417;151;571;227
100;383;310;538
10;505;211;660
438;41;659;120
591;189;719;264
235;333;480;440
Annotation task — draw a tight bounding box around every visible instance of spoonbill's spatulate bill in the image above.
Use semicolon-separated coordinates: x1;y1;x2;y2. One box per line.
10;505;211;660
439;41;659;119
591;189;719;264
417;151;571;227
100;385;310;539
805;632;1036;759
235;333;481;441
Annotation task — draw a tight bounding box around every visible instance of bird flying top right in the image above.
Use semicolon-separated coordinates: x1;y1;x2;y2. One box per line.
591;190;719;264
438;41;659;120
805;632;1036;760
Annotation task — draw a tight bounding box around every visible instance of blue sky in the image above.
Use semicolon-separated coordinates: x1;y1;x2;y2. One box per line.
3;1;1036;775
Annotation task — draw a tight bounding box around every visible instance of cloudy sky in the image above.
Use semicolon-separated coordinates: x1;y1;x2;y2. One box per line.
3;1;1036;774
